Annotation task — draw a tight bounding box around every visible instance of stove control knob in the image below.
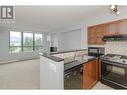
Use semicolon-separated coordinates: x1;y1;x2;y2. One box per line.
105;58;108;60
123;60;125;63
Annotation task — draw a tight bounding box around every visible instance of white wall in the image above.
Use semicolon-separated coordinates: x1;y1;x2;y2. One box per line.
0;26;47;63
51;29;82;51
50;33;58;47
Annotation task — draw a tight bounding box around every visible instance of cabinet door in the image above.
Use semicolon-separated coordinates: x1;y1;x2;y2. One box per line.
92;60;98;84
88;27;96;45
105;21;119;35
95;24;105;44
83;59;98;89
118;19;127;34
83;61;93;89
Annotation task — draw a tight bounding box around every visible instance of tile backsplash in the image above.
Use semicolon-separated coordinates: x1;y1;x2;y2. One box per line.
105;41;127;55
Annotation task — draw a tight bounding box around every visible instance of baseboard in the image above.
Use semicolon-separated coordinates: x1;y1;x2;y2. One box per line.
0;57;39;65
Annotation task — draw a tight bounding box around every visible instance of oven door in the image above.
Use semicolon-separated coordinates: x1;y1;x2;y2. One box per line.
101;61;127;88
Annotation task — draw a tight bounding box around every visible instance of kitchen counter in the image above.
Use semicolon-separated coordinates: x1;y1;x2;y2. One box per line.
50;49;87;55
42;53;64;62
40;51;97;71
40;49;88;62
40;50;98;89
64;55;96;71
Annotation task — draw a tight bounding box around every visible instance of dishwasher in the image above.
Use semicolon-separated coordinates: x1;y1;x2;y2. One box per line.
64;64;83;89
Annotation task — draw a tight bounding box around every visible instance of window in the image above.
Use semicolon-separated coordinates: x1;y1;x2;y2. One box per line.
9;31;43;53
23;32;33;52
34;34;43;50
9;31;22;53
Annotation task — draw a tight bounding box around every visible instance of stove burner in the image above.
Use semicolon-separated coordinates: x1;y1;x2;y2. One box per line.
106;54;117;57
120;56;127;59
101;54;127;65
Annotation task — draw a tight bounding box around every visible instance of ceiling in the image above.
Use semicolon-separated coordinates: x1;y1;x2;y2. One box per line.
0;6;125;32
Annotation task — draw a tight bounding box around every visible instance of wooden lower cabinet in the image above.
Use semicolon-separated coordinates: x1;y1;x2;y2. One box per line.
83;59;99;89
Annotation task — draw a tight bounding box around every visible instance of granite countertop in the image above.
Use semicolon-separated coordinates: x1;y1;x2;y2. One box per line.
40;49;88;62
40;52;97;71
50;49;87;55
42;53;64;62
64;56;97;71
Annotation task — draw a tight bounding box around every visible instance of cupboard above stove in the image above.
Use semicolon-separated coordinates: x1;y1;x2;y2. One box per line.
88;18;127;45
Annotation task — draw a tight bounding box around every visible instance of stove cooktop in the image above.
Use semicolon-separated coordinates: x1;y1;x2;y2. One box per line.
101;54;127;65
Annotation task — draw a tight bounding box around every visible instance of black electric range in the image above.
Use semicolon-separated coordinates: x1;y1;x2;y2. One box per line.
100;54;127;89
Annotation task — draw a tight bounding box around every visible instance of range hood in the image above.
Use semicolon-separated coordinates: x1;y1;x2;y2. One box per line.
102;34;127;41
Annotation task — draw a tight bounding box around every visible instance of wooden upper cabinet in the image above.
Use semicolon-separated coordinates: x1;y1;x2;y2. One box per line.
105;21;119;35
88;27;96;44
118;19;127;34
88;24;105;45
105;19;127;35
87;18;127;45
95;24;105;44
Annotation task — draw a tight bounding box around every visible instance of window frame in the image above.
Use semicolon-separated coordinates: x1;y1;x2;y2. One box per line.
23;32;34;52
9;31;43;53
34;33;43;51
9;31;22;53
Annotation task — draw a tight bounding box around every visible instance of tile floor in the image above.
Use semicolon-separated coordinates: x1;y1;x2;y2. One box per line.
0;59;113;89
92;82;113;89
